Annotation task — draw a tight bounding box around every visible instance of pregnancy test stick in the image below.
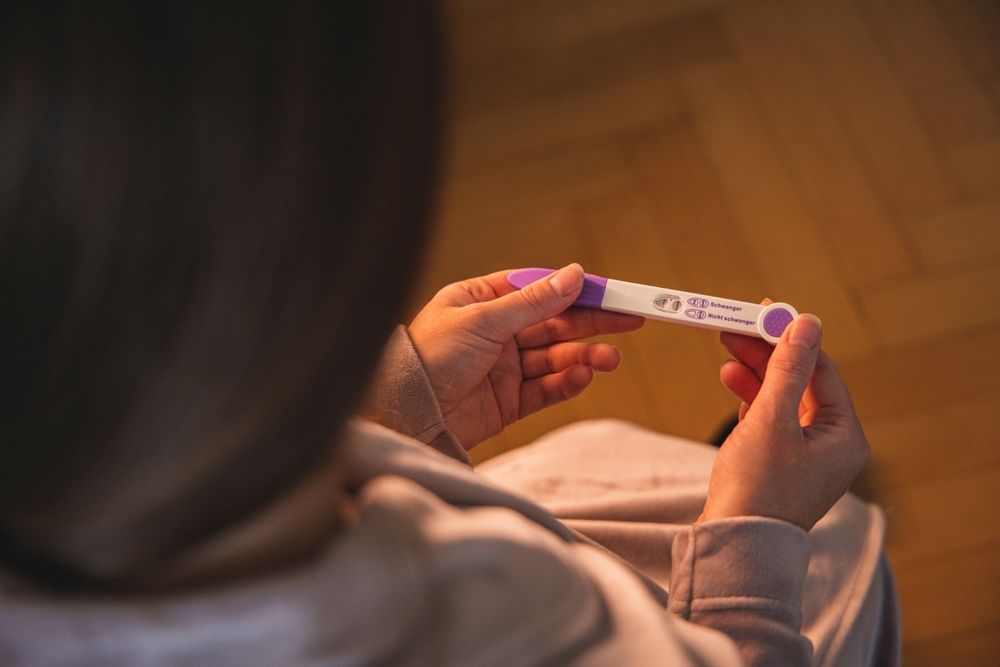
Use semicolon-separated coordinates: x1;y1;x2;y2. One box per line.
508;268;799;345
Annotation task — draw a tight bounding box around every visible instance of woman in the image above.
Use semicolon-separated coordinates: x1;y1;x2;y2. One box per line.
0;2;899;665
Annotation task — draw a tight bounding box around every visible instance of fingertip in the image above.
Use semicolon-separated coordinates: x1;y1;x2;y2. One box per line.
719;359;763;405
591;310;646;335
549;263;585;298
565;364;595;398
590;343;621;372
786;314;822;350
756;316;822;419
569;363;594;383
719;331;774;380
609;344;623;369
625;314;646;331
719;358;740;380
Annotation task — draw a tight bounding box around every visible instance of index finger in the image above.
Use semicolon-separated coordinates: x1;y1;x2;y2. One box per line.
516;307;644;347
719;332;773;381
718;298;776;380
802;351;857;424
434;269;521;308
475;269;528;298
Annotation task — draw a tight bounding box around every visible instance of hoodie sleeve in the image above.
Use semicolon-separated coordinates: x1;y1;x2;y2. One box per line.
359;325;469;465
668;516;814;666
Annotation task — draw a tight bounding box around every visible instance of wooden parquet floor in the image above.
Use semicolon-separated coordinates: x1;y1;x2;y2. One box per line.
411;1;1000;663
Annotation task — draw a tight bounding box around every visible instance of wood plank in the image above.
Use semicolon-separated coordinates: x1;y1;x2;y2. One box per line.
625;122;771;310
624;120;783;382
413;209;589;313
471;188;737;459
905;623;1000;667
893;543;1000;644
574;185;739;442
882;465;1000;565
858;0;1000;150
671;60;875;360
788;0;955;215
448;69;685;169
907;196;1000;270
447;7;731;118
721;0;915;288
440;142;634;222
446;8;733;169
838;326;1000;421
613;121;794;439
860;265;1000;347
945;136;1000;198
863;394;1000;493
931;0;1000;108
416;142;635;306
447;0;741;79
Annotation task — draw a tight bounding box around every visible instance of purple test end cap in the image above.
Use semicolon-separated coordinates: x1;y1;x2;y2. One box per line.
507;267;608;310
762;307;795;339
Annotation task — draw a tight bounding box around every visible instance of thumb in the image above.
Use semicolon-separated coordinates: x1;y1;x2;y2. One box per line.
754;314;822;421
477;264;584;338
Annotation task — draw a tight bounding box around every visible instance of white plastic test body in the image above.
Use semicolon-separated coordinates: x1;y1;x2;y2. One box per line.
508;268;799;345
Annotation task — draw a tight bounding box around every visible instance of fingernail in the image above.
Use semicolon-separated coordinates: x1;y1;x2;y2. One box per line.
788;314;821;350
549;263;584;297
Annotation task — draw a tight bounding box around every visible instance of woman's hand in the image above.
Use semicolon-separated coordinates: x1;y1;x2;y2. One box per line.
700;312;870;531
408;264;644;450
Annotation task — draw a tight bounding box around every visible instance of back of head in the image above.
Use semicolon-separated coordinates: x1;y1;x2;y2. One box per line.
0;1;441;588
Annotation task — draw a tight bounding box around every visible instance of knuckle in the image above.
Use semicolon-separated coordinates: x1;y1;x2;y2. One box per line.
545;349;558;375
542;318;561;342
463;302;498;336
434;283;457;300
456;277;493;301
518;285;550;315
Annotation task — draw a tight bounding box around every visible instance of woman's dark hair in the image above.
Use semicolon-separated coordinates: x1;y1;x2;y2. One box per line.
0;1;441;588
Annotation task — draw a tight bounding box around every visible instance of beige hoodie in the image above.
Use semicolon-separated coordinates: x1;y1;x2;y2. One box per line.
0;327;899;666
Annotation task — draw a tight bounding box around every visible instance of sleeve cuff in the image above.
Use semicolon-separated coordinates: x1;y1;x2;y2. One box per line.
669;517;810;625
359;326;469;465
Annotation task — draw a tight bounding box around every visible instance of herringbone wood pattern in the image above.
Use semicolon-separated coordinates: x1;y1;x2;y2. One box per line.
410;1;1000;662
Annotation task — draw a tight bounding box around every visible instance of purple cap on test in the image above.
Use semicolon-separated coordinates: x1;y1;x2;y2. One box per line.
507;268;608;309
762;306;795;339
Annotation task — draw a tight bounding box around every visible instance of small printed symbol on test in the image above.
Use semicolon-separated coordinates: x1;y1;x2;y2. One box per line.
688;297;710;308
685;308;707;320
